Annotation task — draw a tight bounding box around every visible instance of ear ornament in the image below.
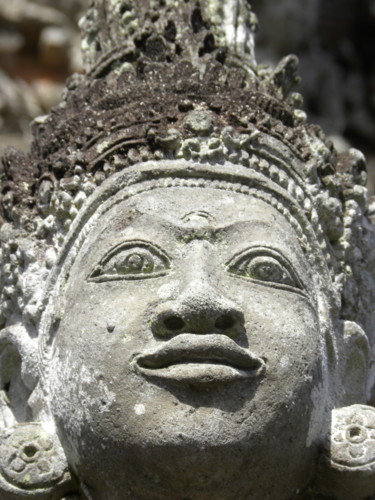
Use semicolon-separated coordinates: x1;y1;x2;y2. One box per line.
318;405;375;500
0;422;78;500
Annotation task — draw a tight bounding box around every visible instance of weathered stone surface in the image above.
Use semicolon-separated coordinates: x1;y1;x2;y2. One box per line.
0;1;374;499
0;0;85;138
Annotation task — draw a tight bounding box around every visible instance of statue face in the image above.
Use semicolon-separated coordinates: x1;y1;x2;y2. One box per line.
48;184;329;500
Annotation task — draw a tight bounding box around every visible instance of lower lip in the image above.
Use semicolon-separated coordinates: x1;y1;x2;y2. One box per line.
136;362;265;385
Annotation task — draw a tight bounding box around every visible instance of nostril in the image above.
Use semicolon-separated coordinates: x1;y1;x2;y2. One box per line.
215;314;236;331
163;315;185;332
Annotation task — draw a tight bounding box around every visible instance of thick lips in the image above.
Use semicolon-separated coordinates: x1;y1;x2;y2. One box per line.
134;334;267;385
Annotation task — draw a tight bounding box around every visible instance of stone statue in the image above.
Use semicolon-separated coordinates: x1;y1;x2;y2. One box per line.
0;1;375;499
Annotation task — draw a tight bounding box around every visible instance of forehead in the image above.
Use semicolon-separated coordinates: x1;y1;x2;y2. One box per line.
79;186;306;263
97;186;293;233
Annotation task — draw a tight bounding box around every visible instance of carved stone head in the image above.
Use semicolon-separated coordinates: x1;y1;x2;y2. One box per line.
1;1;374;499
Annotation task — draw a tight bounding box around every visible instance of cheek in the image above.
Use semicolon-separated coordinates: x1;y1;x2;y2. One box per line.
49;348;117;424
240;287;322;376
48;281;164;431
58;281;164;345
239;288;328;447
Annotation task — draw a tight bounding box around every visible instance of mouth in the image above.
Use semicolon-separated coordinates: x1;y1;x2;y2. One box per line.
134;334;267;385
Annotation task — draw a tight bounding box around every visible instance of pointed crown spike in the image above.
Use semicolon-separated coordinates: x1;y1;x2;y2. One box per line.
80;0;258;77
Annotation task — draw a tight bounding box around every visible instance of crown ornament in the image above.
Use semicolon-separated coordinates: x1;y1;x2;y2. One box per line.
80;0;259;77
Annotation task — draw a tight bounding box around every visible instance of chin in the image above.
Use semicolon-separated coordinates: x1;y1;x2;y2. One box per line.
55;392;320;500
70;437;317;500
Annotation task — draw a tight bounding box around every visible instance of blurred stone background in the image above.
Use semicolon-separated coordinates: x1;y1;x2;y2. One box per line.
0;0;86;150
0;0;374;193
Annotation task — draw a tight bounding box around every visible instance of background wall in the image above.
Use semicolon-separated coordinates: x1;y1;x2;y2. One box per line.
0;0;374;193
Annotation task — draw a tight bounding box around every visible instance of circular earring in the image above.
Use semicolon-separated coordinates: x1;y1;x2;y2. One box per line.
317;404;375;500
0;422;78;499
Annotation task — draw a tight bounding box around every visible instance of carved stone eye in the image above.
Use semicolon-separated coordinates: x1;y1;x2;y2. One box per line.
245;256;291;284
114;252;153;274
88;241;170;281
227;249;302;291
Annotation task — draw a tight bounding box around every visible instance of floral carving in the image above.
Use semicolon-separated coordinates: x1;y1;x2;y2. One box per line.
0;423;69;490
331;405;375;468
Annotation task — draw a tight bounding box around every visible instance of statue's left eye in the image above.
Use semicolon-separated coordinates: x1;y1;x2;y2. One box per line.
88;241;170;281
227;249;302;291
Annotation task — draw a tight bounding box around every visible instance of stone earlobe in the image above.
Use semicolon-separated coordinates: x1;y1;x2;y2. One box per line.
317;405;375;500
335;320;370;406
0;422;78;499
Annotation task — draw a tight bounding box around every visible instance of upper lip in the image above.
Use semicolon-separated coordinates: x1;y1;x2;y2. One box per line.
134;334;265;372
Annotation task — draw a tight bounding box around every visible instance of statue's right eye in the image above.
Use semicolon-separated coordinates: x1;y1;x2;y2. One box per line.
88;241;171;282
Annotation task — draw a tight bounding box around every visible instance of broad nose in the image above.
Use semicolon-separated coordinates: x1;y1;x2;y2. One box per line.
151;278;245;339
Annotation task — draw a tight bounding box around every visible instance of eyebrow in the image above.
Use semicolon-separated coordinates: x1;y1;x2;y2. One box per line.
117;212;274;242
